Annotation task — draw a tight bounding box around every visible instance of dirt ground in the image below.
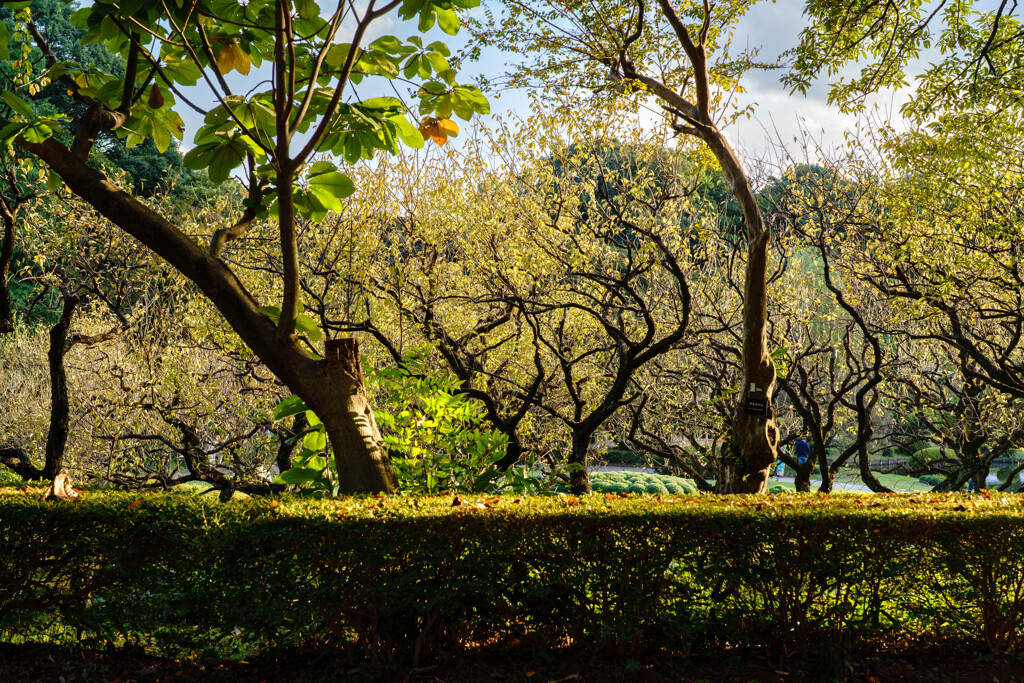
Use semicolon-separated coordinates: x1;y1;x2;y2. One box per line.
1;639;1022;682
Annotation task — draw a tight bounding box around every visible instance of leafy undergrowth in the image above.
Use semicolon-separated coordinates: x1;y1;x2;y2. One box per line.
2;638;1023;682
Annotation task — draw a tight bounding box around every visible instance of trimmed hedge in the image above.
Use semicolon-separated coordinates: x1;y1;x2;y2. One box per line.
589;471;698;495
2;487;1024;663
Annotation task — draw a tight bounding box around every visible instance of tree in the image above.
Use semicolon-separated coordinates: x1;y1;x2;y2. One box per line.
475;0;782;492
0;0;209;197
284;109;699;494
0;190;148;480
0;0;488;492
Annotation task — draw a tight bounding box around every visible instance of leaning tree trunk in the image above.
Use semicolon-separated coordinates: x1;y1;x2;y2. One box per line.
312;339;398;494
708;130;778;493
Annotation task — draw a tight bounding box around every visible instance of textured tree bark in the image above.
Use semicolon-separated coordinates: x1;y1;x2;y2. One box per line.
316;338;398;494
42;291;78;480
568;433;591;495
709;139;778;494
0;447;43;480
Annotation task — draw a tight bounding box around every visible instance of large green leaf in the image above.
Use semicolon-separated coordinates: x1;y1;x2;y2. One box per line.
2;92;34;119
20;122;52;144
273;394;308;420
303;429;327;452
436;7;460;35
391;116;425;148
161;57;201;86
309;170;355;200
295;313;324;341
273;467;322;485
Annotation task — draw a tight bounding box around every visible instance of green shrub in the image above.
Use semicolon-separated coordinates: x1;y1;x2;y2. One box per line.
996;467;1024;492
3;488;1024;662
907;439;936;455
603;449;646;466
589;471;698;495
919;474;945;487
911;447;943;464
173;480;215;493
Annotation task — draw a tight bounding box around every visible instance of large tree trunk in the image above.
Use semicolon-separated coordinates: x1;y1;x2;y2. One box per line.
794;463;812;493
315;339;398;494
703;134;778;494
568;432;591;495
726;226;778;494
25;136;398;493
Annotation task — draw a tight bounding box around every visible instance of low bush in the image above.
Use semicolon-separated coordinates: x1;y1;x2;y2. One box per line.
996;467;1024;492
589;471;697;495
919;474;946;487
912;447;944;465
2;487;1023;665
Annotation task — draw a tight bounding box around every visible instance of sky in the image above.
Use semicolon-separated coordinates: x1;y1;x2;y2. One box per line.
436;0;895;159
173;0;1012;165
176;0;844;158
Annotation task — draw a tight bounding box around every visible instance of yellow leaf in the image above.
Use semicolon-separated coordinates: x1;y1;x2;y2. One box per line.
229;42;251;75
418;116;458;147
216;43;236;74
217;42;250;75
438;118;459;137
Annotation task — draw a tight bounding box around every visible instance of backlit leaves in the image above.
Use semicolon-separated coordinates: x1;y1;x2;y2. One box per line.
216;42;251;76
418;116;459;146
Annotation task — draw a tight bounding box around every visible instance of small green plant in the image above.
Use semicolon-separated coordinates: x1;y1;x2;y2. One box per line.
271;347;536;495
271;394;339;495
369;349;513;494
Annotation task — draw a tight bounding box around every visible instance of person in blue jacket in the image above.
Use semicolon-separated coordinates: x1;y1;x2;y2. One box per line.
795;438;811;466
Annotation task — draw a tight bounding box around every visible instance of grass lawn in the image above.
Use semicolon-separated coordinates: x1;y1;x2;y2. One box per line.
834;469;933;492
770;468;934;493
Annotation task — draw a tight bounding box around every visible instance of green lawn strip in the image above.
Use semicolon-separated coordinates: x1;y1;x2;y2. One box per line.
830;469;933;492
